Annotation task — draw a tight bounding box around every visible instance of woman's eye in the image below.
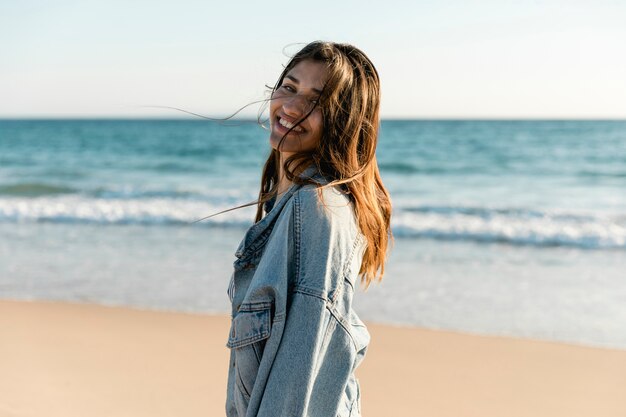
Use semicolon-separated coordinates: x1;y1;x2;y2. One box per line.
281;85;295;92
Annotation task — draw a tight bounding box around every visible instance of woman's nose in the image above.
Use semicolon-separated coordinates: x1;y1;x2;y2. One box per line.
282;95;307;117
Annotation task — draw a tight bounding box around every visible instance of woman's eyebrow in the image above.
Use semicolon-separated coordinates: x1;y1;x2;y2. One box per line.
285;75;323;95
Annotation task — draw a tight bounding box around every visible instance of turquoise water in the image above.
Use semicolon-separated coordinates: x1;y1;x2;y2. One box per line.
1;119;626;348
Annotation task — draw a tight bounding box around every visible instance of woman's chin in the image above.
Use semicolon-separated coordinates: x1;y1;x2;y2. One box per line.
268;136;282;151
269;135;293;153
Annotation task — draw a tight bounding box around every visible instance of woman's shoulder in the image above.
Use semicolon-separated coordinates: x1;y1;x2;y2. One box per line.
284;183;362;296
294;165;351;206
294;183;355;225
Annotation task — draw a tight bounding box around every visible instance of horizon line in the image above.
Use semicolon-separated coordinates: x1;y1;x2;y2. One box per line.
1;116;625;122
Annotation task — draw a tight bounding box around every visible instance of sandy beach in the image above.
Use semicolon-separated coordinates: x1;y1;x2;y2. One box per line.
1;299;625;417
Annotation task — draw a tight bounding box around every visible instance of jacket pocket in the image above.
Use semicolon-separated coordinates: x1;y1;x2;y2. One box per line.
227;301;273;402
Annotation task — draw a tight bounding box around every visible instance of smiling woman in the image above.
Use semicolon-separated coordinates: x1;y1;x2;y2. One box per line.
225;41;392;417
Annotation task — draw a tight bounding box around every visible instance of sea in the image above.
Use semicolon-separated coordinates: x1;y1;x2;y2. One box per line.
1;119;625;349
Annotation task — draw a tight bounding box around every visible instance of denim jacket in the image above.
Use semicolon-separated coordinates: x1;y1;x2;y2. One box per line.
225;166;370;417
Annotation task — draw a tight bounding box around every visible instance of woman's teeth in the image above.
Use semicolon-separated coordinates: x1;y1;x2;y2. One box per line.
279;117;304;132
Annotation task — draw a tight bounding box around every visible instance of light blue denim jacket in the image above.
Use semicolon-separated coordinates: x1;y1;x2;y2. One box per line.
225;166;370;417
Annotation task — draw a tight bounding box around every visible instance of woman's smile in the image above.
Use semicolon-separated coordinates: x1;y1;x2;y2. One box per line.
277;116;305;133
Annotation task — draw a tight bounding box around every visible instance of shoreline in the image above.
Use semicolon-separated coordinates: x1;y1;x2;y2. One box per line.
2;299;625;417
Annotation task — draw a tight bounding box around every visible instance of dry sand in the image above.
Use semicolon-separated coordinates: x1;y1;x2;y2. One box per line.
1;299;625;417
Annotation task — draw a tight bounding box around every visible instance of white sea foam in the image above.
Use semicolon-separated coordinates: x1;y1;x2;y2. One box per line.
393;207;626;249
0;196;254;227
1;196;625;249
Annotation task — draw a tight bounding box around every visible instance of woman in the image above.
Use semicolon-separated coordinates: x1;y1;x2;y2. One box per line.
225;41;392;417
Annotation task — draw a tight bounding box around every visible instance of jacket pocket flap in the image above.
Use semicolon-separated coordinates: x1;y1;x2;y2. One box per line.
227;302;272;349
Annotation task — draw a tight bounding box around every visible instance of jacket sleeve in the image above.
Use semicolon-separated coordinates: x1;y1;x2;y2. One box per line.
255;187;360;416
256;291;355;417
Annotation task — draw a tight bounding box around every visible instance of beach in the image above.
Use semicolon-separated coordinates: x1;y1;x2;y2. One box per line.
2;299;625;417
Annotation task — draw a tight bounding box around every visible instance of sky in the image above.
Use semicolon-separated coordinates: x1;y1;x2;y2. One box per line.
1;0;625;119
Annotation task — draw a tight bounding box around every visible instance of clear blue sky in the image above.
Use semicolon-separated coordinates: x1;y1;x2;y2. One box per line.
1;0;625;118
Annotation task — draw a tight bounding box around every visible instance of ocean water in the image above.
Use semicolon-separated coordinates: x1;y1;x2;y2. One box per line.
1;119;625;349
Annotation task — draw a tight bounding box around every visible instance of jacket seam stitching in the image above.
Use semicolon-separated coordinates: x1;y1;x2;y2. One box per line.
341;233;363;293
238;300;273;312
328;306;360;352
294;190;302;284
288;291;348;344
292;285;326;301
330;235;360;305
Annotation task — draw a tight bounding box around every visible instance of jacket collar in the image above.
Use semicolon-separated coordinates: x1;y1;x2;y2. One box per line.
234;164;325;262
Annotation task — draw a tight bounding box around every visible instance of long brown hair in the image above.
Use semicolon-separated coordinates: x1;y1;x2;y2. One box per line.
257;41;393;289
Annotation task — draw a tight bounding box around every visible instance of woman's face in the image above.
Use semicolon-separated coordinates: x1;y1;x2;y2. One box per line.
269;60;327;156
